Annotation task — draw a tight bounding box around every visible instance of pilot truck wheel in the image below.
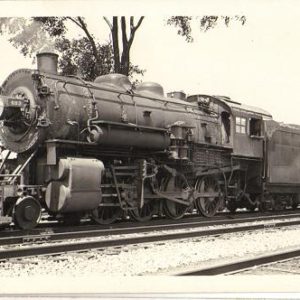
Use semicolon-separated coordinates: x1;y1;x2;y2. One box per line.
13;196;42;230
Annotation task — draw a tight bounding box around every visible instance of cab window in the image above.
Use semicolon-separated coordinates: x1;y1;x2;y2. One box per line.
249;118;261;136
221;111;230;143
235;116;246;134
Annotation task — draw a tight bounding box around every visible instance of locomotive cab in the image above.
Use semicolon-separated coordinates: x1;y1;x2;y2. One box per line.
217;97;272;159
188;94;272;158
219;98;272;211
186;94;234;149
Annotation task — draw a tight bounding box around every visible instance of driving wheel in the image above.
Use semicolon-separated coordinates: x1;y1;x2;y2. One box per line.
195;176;222;217
92;206;123;225
130;201;156;222
162;175;191;220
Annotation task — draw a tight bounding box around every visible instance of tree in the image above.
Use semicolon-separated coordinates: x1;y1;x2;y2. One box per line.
35;17;114;80
167;16;247;42
55;36;113;81
104;17;144;76
0;17;145;81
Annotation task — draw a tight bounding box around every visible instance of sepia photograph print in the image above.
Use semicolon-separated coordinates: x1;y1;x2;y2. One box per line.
0;0;300;298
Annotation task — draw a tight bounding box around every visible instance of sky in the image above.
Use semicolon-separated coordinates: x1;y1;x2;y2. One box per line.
0;0;299;124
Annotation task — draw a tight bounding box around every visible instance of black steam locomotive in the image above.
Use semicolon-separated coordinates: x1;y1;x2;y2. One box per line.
0;52;298;229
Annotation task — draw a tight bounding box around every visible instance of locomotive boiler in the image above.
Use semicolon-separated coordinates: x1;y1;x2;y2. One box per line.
0;51;298;229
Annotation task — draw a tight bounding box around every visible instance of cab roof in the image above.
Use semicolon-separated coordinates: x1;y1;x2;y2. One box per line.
189;94;272;119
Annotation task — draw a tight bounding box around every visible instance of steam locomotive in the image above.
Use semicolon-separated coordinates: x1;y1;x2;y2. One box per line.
0;51;299;229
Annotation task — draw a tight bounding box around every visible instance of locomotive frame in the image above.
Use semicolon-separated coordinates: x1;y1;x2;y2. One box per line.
0;51;299;229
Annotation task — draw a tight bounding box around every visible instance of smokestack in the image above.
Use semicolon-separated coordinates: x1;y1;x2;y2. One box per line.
36;51;58;74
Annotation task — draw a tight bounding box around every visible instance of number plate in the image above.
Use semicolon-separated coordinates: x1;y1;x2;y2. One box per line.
8;98;23;107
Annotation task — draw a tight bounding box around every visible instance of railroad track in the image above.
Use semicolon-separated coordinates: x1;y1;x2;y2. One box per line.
176;247;300;275
3;208;300;235
2;211;300;247
1;215;300;261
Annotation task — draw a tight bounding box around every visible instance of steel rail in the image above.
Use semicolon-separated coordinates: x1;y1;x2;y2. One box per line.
2;212;300;246
177;248;300;275
1;219;300;261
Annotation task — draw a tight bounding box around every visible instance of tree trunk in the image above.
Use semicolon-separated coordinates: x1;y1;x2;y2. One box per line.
106;16;144;76
120;48;130;76
112;17;121;73
120;16;130;76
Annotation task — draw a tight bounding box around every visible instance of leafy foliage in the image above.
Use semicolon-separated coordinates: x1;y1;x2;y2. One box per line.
166;17;193;42
129;63;146;87
33;17;67;37
167;16;247;42
0;17;145;81
0;18;51;57
56;37;113;81
200;15;246;31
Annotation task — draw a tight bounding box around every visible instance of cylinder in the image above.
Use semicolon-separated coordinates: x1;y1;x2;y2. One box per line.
45;158;104;213
37;52;58;74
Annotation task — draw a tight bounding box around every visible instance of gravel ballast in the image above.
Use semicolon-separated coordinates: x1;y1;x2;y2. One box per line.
1;225;300;277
